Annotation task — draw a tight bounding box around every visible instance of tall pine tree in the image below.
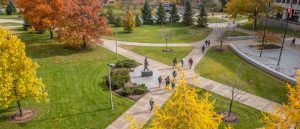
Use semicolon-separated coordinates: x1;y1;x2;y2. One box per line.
156;3;166;24
5;0;16;15
170;3;180;23
141;0;153;25
183;0;193;26
197;4;208;27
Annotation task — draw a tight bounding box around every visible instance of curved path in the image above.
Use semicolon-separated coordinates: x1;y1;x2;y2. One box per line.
103;23;281;129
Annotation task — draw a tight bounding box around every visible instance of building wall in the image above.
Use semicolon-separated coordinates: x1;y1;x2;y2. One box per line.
274;0;300;22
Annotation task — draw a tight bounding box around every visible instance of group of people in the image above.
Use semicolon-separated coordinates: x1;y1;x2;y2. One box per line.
202;40;211;53
172;57;194;69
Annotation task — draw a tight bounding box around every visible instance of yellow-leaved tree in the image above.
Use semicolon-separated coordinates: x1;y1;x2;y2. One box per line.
263;71;300;129
0;27;48;116
149;72;222;129
123;10;135;33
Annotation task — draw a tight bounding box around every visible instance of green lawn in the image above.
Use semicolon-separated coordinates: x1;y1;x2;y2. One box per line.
0;22;22;26
104;25;212;43
208;17;227;23
240;21;300;38
121;45;193;66
196;46;287;103
0;14;19;19
145;88;264;129
0;30;134;129
224;31;250;38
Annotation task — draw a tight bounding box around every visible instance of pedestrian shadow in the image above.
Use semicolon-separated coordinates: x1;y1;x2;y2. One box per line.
132;109;150;115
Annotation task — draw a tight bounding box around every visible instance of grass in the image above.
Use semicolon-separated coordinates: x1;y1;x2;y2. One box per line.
0;30;134;129
120;45;193;66
196;46;287;103
103;6;141;16
208;17;227;23
0;14;19;19
224;31;250;38
104;25;212;43
145;88;264;129
240;21;300;38
0;22;22;26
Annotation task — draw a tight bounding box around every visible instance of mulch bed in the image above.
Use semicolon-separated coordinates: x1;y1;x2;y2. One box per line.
10;109;37;123
219;111;239;123
114;88;146;101
249;44;282;50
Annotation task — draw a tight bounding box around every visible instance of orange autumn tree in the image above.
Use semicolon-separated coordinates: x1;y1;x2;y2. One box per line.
57;0;110;49
16;0;65;39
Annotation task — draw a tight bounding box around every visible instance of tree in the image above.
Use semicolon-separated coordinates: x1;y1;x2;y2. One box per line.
0;27;48;116
115;16;122;27
5;0;16;15
202;0;221;12
170;3;180;23
0;0;8;12
150;67;222;128
57;0;110;49
197;4;208;27
183;0;193;26
141;0;153;25
135;14;142;26
107;7;115;24
263;71;300;129
123;10;135;33
17;0;65;39
156;3;166;24
225;0;268;30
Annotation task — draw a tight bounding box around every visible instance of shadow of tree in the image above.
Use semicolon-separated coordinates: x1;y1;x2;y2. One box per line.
26;44;93;59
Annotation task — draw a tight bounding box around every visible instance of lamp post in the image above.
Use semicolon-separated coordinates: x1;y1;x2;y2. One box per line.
115;27;119;61
108;64;115;110
277;2;293;65
260;0;272;57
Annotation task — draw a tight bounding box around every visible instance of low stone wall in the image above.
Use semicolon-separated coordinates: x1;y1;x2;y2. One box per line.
258;18;300;32
226;36;255;41
229;43;297;85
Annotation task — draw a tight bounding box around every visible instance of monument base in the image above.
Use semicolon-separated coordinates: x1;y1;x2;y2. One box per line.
141;71;153;77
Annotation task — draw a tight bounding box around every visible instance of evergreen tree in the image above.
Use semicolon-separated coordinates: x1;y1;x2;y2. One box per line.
5;0;16;15
114;16;122;27
123;10;135;33
183;0;193;26
141;0;153;25
197;4;208;27
107;7;115;24
135;14;142;26
156;3;166;24
170;3;180;23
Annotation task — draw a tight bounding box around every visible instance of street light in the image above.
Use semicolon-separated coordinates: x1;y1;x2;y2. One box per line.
107;64;115;110
278;2;293;65
115;28;119;61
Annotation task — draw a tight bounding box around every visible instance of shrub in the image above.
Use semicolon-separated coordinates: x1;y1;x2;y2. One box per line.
133;84;148;95
104;68;130;90
6;1;16;15
122;87;134;96
115;60;138;68
114;16;122;27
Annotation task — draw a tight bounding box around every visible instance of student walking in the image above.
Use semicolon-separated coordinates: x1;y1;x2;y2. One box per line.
172;70;177;79
149;98;154;112
188;58;193;69
291;38;296;47
181;59;184;67
158;76;162;88
172;57;177;69
171;80;176;90
165;76;170;86
202;45;206;53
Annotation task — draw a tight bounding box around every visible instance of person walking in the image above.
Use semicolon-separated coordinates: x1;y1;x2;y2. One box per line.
172;57;177;69
181;59;184;67
149;98;154;112
202;45;206;53
205;40;208;47
171;80;176;90
291;38;296;47
158;76;162;88
172;70;177;79
188;58;193;69
208;40;211;46
165;76;170;87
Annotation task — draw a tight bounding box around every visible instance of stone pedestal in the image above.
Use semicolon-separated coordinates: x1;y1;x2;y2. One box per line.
141;71;153;77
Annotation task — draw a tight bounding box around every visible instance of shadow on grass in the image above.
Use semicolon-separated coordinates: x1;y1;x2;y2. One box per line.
26;43;93;59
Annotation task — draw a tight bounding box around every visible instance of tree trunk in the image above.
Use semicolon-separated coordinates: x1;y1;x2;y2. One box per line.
220;40;223;49
50;30;53;39
17;101;23;116
82;36;86;48
228;97;233;117
253;16;258;30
